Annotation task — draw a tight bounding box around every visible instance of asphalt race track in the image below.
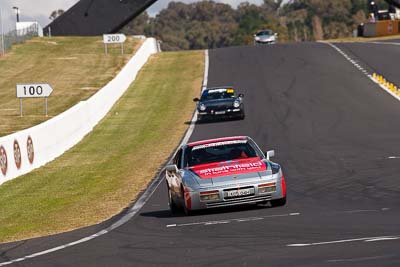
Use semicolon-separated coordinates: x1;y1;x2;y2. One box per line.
336;41;400;84
1;42;400;266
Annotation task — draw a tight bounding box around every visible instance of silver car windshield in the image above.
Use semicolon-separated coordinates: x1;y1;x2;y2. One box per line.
185;141;262;167
256;31;272;36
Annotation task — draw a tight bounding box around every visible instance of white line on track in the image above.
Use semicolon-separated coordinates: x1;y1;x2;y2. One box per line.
326;255;394;263
0;51;210;267
325;42;400;103
166;212;300;228
287;235;400;247
367;41;400;46
365;237;400;242
324;42;371;79
202;50;209;91
330;208;390;215
341;209;380;214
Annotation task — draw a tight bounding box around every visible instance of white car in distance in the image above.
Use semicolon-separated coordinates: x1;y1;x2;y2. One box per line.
254;30;278;45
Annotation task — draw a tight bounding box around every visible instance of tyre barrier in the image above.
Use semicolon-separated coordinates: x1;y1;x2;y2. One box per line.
0;38;159;185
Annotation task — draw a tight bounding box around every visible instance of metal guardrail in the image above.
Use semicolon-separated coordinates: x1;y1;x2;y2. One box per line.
0;24;39;56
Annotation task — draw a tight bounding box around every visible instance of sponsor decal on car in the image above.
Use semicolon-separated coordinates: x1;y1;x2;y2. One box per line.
188;136;247;147
192;140;247;151
191;157;266;179
207;88;228;93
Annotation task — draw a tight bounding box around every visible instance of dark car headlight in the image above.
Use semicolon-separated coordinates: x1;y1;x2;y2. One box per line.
199;104;206;111
233;100;240;108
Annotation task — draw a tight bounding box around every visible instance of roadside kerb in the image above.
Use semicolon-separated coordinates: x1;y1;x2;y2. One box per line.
0;38;158;185
371;73;400;99
325;42;400;103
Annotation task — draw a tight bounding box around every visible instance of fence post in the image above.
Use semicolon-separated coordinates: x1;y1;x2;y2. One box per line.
0;8;5;56
2;22;44;54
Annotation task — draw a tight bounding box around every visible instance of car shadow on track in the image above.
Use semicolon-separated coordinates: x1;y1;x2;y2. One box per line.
185;117;243;125
140;203;276;218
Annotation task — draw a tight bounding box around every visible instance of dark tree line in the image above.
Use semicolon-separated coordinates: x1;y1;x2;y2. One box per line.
122;0;387;50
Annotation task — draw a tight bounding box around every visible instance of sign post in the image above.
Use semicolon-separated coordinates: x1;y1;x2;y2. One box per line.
16;83;53;116
103;34;127;55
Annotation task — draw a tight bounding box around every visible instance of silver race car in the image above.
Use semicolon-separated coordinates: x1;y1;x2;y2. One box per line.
165;136;286;215
254;29;278;44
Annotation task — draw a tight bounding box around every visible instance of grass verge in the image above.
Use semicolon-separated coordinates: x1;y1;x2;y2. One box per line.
0;36;141;137
0;50;204;243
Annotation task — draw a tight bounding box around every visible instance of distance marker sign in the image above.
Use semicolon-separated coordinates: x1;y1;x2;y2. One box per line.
16;84;53;98
103;34;127;44
103;34;127;55
16;84;53;116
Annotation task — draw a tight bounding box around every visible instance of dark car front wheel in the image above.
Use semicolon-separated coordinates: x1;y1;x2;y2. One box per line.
197;114;207;123
239;110;245;120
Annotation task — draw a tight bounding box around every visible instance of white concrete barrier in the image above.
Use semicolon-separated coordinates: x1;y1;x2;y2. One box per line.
0;38;158;185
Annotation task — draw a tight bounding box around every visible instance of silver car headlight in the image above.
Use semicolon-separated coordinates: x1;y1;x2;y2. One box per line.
200;190;220;201
233;100;240;108
199;104;206;111
258;182;277;194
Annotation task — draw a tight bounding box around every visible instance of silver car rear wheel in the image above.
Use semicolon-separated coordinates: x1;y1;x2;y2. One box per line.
168;187;179;214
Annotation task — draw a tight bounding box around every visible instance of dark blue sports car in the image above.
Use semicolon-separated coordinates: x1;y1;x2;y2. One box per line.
193;87;245;121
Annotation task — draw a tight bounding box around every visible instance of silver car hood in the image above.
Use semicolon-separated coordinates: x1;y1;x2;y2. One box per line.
207;171;264;187
184;158;273;188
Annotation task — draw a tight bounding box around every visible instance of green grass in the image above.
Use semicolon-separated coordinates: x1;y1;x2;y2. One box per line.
0;50;204;243
0;37;142;137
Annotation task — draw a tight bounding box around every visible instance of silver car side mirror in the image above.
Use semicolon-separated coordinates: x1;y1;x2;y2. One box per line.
266;150;275;160
166;164;179;173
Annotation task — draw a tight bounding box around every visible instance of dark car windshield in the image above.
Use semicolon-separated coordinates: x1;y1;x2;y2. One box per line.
256;30;272;36
185;140;261;167
200;88;235;101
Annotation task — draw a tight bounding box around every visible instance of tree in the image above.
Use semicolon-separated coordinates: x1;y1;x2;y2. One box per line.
120;0;371;49
121;12;150;36
49;9;65;20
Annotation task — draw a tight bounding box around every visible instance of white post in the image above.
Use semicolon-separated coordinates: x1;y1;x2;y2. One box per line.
0;7;5;56
19;98;23;117
45;98;48;116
